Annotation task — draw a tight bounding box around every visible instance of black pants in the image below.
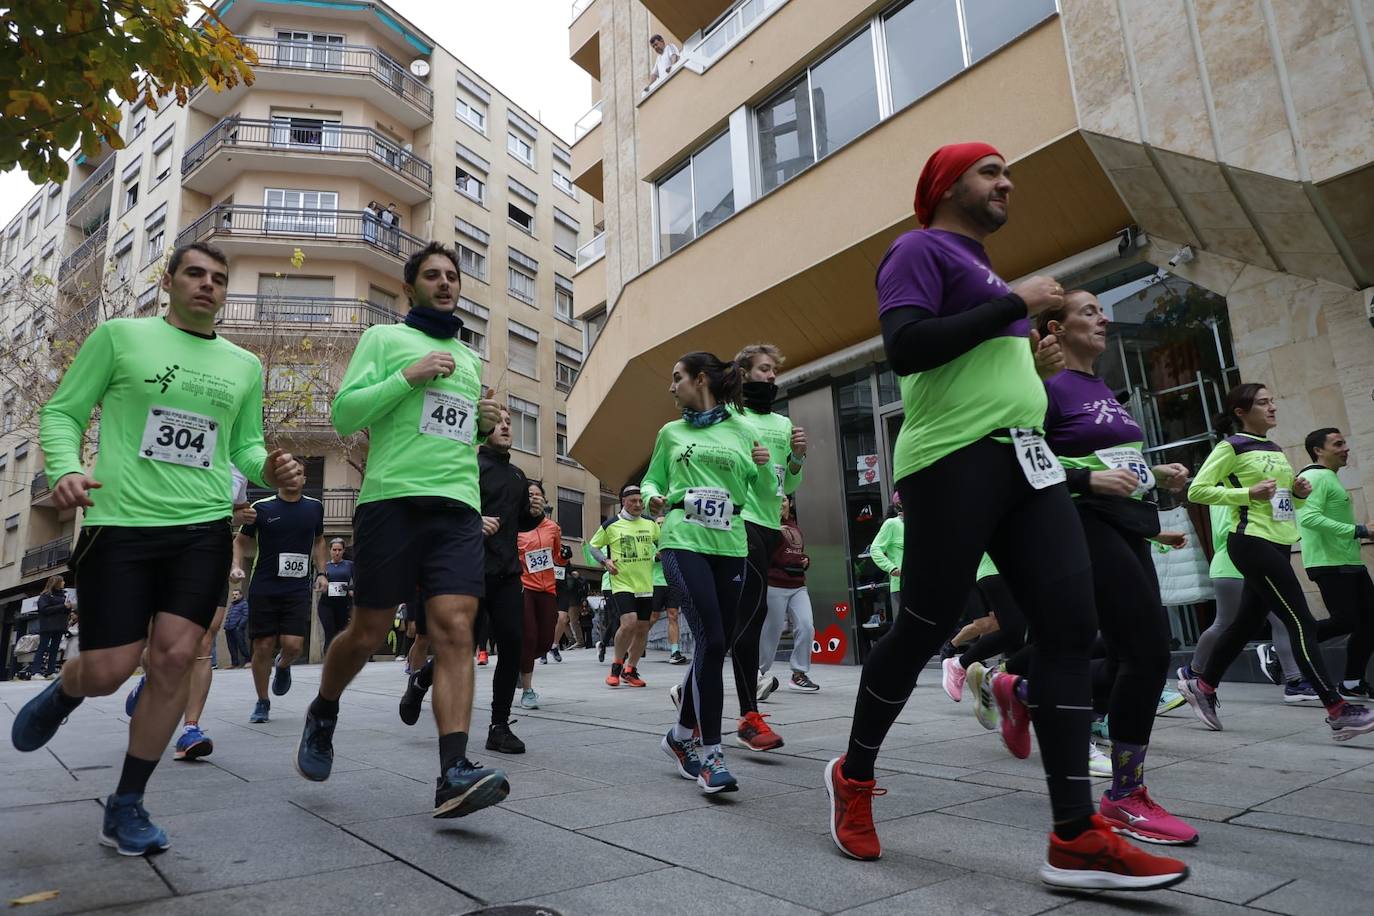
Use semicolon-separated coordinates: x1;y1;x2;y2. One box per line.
32;631;63;675
224;625;251;667
1200;533;1339;705
483;574;524;725
1311;570;1374;682
958;574;1028;668
318;600;351;654
732;522;782;716
663;549;744;747
846;437;1097;825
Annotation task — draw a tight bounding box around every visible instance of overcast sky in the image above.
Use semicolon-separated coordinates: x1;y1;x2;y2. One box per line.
0;0;594;225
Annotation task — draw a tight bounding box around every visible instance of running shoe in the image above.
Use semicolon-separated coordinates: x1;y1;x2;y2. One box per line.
398;666;430;726
550;646;563;663
757;673;780;701
697;749;738;794
294;710;336;782
272;658;292;696
861;614;882;629
938;639;959;660
477;650;489;666
823;756;886;860
173;725;213;761
124;676;145;718
967;662;998;731
100;793;170;857
941;657;967;703
1176;667;1222;731
596;642;606;664
669;682;683;710
1339;681;1374;699
1099;787;1199;846
485;721;526;754
661;729;703;779
991;672;1031;759
1040;814;1189;890
433;758;510;818
539;654;547;665
669;650;689;665
1156;689;1186;715
1088;741;1112;778
621;666;646;688
1328;702;1374;742
249;699;270;723
1283;679;1320;704
11;677;80;752
1255;643;1283;686
1091;715;1110;742
789;670;820;692
737;711;784;751
606;662;622;688
520;688;540;709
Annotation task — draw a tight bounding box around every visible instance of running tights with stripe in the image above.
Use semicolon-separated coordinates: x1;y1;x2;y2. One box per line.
844;437;1097;826
1311;569;1374;682
731;522;782;716
1192;578;1301;682
662;549;743;747
1199;533;1340;705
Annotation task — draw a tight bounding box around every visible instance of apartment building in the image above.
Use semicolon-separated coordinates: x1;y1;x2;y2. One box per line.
0;0;604;650
568;0;1374;662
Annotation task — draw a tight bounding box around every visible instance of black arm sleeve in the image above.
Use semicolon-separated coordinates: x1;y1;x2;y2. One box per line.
1065;467;1093;496
880;294;1029;375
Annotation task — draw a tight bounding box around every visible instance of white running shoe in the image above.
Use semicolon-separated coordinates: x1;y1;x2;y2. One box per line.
1088;740;1112;778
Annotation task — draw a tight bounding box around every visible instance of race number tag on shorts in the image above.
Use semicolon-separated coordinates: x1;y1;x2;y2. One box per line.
278;552;309;578
525;547;554;575
140;407;217;469
553;565;566;581
1011;428;1066;490
683;487;733;530
1095;446;1155;496
327;581;348;597
1271;488;1295;522
418;389;476;444
773;464;786;498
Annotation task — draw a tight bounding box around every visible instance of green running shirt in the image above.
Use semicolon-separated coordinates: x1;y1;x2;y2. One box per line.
1296;466;1364;570
589;514;660;595
1207;503;1241;579
40;318;269;526
869;515;904;594
1189;434;1302;546
334;324;486;510
730;407;801;529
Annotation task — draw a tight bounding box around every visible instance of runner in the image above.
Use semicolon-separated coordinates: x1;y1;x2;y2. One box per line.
643;351;774;794
319;538;355;654
12;242;303;855
550;544;575;657
1179;384;1374;740
942;555;1027;703
293;242;510;819
517;480;563;707
825;142;1188;890
867;496;904;630
760;495;819;693
589;484;660;688
233;482;325;723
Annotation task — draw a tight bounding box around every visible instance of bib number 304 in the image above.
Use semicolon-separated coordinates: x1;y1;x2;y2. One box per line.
1011;428;1066;490
419;389;477;444
684;487;733;530
140;407;217;469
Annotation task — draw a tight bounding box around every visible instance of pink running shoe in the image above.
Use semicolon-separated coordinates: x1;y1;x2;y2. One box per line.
941;657;967;703
991;673;1031;759
1099;787;1199;846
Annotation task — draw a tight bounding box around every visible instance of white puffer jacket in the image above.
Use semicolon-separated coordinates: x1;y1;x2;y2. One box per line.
1151;506;1214;606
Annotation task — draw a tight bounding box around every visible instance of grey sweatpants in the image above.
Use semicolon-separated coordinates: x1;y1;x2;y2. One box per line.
760;586;814;675
1192;577;1300;682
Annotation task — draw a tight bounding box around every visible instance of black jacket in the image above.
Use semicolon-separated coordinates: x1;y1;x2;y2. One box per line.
37;592;69;634
478;445;533;578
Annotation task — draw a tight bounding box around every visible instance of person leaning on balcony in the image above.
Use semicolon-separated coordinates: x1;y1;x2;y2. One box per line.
645;34;680;93
363;201;381;244
382;203;401;252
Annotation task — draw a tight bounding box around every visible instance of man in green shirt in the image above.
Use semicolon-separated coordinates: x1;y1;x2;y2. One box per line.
294;242;506;820
867;496;904;629
1298;428;1374;697
589;485;661;687
13;242;303;856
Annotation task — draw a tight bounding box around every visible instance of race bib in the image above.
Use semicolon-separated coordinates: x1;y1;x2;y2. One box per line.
327;581;348;597
553;565;566;581
773;464;786;498
683;487;733;530
1271;488;1295;522
1095;446;1155;496
277;552;309;578
525;547;554;574
418;389;476;444
139;407;217;469
1011;428;1066;490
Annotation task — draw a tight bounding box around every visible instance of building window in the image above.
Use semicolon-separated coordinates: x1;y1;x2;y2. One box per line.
264;188;338;233
553;210;580;261
508;321;539;377
129;100;148;139
509;395;539;453
554;274;574;322
556;413;577;464
656;130;734;257
455;217;490;248
2;514;19;566
808;25;881;159
884;0;964;111
144;219;165;265
455;95;487;132
507;248;538;305
555;342;582;393
275;30;345;68
456;167;485;204
151;126;175;184
457;297;489;357
457;243;488;282
507;130;534;166
113;230;134;282
963;0;1057;62
120;157;142;214
557;486;584;539
553;170;577;199
136;285;159;314
508;202;534;235
45;185;61;223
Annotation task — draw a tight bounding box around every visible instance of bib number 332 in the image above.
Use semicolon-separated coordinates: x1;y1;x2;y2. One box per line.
140;407;217;469
1011;428;1066;490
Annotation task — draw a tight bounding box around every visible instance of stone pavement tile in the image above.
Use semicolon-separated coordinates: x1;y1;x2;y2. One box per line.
1249;878;1364;916
0;858;170;915
581;807;961;911
1254;785;1374;826
833;872;1066;915
954;771;1051;795
856;812;1051;887
1195;730;1373;776
2;799;118;869
1230;811;1374;845
80;862;482;915
503;766;612;802
519;865;821;916
1160;817;1374;896
506;776;805;830
188;731;372;783
1139;758;1321;808
1312;761;1374;793
347;806;662;902
1051;889;1258;914
149;801;391;894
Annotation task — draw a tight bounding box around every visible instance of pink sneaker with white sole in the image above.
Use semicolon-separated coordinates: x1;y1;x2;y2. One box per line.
1099;787;1198;846
941;657;966;703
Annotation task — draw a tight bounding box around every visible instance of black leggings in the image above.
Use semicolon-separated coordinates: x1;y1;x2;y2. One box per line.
482;574;524;725
1200;533;1339;706
958;574;1028;668
1311;570;1374;682
732;522;782;716
846;437;1097;826
663;548;743;747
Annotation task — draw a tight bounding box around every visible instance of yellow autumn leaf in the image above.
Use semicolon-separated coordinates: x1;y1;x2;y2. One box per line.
9;890;61;906
290;248;305;268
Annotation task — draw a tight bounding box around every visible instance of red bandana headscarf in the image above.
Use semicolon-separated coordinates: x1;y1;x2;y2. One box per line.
913;142;1003;227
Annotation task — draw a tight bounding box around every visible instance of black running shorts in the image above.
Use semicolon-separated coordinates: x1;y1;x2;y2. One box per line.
611;592;654;622
352;497;485;608
652;584;682;614
247;592;312;640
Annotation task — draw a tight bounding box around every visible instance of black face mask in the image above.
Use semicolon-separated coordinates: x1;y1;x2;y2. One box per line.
404;305;465;339
742;380;778;412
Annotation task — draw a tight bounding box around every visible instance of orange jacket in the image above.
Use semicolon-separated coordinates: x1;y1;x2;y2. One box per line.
518;517;564;593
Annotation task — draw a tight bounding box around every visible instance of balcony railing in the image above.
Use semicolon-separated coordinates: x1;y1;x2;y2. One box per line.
570;0;595;22
57;225;108;281
176;205;426;261
51;297;102;342
182;117;432;188
220;295;401;328
30;471;51;501
576;231;605;270
693;0;787;67
65;156;115;218
212;37;433;114
573;101;603;141
21;537;72;577
322;487;359;523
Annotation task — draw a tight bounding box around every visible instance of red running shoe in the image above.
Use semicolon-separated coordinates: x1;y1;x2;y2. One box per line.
1041;814;1190;890
991;672;1031;759
476;650;488;666
823;756;887;860
621;667;646;688
736;711;784;751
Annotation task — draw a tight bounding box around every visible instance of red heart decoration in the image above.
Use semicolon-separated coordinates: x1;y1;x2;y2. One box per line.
812;624;848;663
834;602;849;619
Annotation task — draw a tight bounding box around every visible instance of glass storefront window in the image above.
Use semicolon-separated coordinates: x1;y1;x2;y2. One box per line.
884;0;964;111
809;25;881;159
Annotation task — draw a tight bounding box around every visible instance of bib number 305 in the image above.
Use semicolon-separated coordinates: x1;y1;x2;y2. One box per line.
140;407;217;469
684;487;733;531
278;553;309;578
1011;428;1066;490
419;389;477;444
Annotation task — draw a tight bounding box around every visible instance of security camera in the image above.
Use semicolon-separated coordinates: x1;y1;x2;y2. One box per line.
1167;245;1194;268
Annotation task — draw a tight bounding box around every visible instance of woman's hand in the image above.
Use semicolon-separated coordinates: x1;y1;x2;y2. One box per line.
1090;469;1139;498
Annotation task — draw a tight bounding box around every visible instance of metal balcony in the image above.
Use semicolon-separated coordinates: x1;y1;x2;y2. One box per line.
21;537;72;577
65;156;115;229
57;225;108;286
322;487;359;524
219;294;401;330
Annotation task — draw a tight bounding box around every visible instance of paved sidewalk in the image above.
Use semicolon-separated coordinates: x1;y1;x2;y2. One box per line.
2;649;1372;915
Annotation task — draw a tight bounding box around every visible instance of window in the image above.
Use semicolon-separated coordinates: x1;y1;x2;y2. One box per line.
2;515;18;566
136;285;159;314
554;274;574;322
556;413;576;463
884;0;964;110
964;0;1057;62
270;115;340;150
557;487;584;539
553;170;577;199
24;204;39;242
555;342;582;393
455;71;491;132
45;185;61;223
275;30;344;69
507;130;534;166
144;218;165;265
508;266;536;305
456;167;486;203
553;210;580;260
508;202;534;235
507;321;539;377
120;156;142;213
2;392;14;433
808;26;881;159
129;99;148;140
264;188;338;232
509;395;539;453
756;77;812;194
151;126;175;183
457;297;488;357
457;243;488;281
656;131;734;257
553;146;572;169
113;230;134;282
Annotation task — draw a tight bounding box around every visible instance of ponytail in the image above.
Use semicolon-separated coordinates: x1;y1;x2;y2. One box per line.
677;351;744;411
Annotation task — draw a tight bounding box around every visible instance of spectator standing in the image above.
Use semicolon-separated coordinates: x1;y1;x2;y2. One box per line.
363;200;382;244
224;589;251;668
32;577;72;679
761;497;820;693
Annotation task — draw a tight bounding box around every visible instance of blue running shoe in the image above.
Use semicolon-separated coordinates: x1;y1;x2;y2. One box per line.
433;758;509;818
272;658;292;696
249;699;270;723
174;725;214;761
124;676;145;718
12;677;81;752
697;750;738;794
661;729;702;780
295;711;336;782
101;793;170;856
1283;679;1320;704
